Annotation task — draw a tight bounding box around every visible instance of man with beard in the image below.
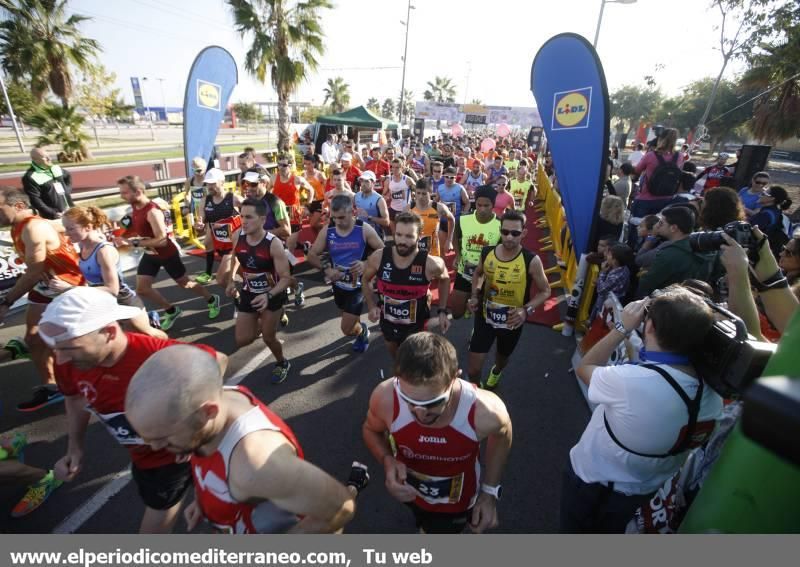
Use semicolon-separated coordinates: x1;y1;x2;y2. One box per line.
39;287;226;533
125;345;358;534
362;332;512;533
467;210;551;390
362;212;451;359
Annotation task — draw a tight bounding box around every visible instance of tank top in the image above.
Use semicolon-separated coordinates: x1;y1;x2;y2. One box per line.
430;175;446;196
272;174;300;223
480;246;534;329
79;241;135;300
509;178;530;210
327;220;367;290
388;175;411;212
376;245;430;326
189;185;207;220
436;183;464;218
210;215;242;253
129;200;179;259
409;155;426;175
191;386;303;534
204;192;236;224
464;172;484;194
234;230;279;294
390;378;480;513
354;191;384;236
11;216;84;298
456;214;501;278
304;173;325;202
410;205;442;257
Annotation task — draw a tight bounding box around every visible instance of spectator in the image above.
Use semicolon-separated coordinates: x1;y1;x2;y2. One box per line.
587;234;619;266
700;187;745;230
596;195;625;241
628;143;645;167
321;133;339;165
632;128;684;218
563;285;723;533
591;243;635;319
339;153;363;189
365;146;391;181
613;163;635;206
634;215;664;267
750;185;792;257
696;153;731;193
22;147;74;220
779;234;800;286
738;171;770;217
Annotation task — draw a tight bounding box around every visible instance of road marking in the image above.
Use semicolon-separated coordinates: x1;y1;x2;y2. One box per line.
52;468;132;534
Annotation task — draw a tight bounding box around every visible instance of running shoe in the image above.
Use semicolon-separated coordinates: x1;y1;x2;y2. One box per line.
4;337;30;360
352;325;370;353
16;385;64;412
147;311;162;330
271;360;291;384
160;307;182;331
294;282;305;307
195;272;213;285
483;366;503;391
346;462;370;494
0;432;27;462
208;294;221;319
10;470;62;518
280;312;289;327
302;241;312;255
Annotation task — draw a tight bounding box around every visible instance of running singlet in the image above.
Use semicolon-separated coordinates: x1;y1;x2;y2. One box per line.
509;178;530;210
464;172;484;195
387;175;411;212
437;184;464;218
129;201;180;259
79;241;135;301
192;385;304;534
189;185;207;221
354;191;383;235
304;173;325;202
11;216;84;299
204;192;237;224
376;245;430;326
272;174;301;224
480;246;534;329
327;220;367;291
409;155;426;176
235;230;279;294
205;192;241;253
390;378;481;514
456;214;501;279
430;176;446;196
410;205;441;257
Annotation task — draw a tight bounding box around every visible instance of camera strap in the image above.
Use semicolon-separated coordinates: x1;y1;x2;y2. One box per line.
603;364;703;459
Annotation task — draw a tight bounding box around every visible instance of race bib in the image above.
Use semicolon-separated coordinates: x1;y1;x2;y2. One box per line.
392;190;406;202
443;201;456;215
486;300;512;329
418;236;431;253
243;271;275;294
407;469;464;506
333;264;358;290
86;407;143;446
460;262;477;279
212;223;232;243
383;296;416;324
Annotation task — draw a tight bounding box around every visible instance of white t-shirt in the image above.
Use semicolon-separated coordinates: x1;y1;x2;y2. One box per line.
570;363;723;496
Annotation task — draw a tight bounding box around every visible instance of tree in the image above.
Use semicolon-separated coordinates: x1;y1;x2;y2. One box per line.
396;89;414;122
423;76;456;103
75;62;121;119
228;0;332;150
366;97;380;114
107;97;134;123
0;78;39;121
322;76;350;113
0;0;101;107
470;98;483;105
27;103;91;162
232;102;264;123
299;104;325;123
609;84;663;133
381;98;395;119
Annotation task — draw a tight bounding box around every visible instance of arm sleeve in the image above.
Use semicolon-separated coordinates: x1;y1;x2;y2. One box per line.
587;365;627;406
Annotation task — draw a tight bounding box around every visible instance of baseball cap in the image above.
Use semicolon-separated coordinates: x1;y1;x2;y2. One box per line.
203;168;225;184
359;170;376;182
242;171;261;183
340;153;353;162
38;287;143;347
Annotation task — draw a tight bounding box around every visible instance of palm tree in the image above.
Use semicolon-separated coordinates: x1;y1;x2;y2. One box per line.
0;0;101;107
396;89;414;122
741;45;800;143
382;98;395;120
27;103;91;162
228;0;332;150
366;97;380;114
323;76;350;114
423;76;457;103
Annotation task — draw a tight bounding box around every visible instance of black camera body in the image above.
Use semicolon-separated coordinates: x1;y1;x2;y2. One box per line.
688;221;761;265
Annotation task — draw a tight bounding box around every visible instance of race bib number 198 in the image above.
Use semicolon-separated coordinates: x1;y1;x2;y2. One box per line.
486;300;512;329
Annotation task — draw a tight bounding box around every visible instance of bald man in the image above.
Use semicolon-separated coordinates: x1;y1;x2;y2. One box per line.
22;147;74;219
126;346;358;534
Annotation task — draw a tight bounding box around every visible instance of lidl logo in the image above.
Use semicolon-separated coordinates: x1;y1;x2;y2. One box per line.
551;87;592;131
197;80;221;111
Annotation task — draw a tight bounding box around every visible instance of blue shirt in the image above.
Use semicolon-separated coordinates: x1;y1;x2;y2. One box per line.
327;220;367;290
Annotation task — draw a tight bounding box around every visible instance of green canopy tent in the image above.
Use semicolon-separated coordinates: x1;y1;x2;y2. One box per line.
315;105;399;130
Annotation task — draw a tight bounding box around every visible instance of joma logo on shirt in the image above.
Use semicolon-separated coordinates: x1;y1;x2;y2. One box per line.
418;435;447;444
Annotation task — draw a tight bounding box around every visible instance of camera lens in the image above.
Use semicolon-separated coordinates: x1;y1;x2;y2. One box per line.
689;231;726;253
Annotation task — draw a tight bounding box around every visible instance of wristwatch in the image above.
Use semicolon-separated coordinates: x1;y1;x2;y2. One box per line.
614;321;632;337
524;304;535;316
480;483;503;500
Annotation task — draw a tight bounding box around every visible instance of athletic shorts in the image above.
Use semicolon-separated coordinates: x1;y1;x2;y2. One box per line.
131;461;192;511
406;503;472;534
439;218;448;232
469;312;524;357
389;208;402;221
453;273;472;293
379;310;428;344
213;246;232;259
332;286;364;316
136;252;186;281
235;289;288;314
26;290;53;304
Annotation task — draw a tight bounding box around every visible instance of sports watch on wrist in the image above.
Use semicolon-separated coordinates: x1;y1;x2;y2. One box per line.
480;483;503;500
614;321;631;337
525;304;535;316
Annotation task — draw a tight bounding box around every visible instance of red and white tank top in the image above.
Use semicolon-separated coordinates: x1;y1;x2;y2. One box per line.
191;386;304;534
390;379;481;513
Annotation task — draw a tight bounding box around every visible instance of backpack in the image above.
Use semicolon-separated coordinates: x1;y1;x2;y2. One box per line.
762;208;790;258
648;152;682;197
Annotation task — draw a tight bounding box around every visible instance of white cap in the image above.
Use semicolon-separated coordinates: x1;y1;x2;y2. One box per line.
359;170;376;182
340;152;353;162
242;171;261;183
38;287;143;347
203;168;225;184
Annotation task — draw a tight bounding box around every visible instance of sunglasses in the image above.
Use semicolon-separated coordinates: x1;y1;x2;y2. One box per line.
393;378;450;410
193;168;204;174
444;175;456;180
500;229;522;237
278;163;290;168
753;181;768;185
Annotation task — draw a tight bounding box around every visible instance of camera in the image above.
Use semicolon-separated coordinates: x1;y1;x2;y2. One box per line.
688;221;761;264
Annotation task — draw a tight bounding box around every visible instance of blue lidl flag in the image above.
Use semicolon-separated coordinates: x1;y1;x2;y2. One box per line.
183;46;238;177
530;34;609;256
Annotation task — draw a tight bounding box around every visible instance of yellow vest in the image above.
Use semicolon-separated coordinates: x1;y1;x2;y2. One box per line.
481;247;532;327
457;213;501;278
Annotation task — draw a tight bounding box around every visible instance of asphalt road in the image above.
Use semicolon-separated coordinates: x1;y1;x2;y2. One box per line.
0;255;589;534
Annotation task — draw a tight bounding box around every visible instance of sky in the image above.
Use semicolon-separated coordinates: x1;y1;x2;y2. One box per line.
68;0;748;111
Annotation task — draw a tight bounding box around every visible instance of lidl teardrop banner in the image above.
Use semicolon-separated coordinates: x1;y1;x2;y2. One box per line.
183;46;239;177
530;33;610;256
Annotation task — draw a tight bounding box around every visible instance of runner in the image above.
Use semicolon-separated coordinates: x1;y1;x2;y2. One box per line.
452;186;502;319
40;286;227;533
59;206;167;339
429;161;446;196
241;168;290;240
407;143;431;178
183;156;208;230
354;171;390;239
383;158;415;236
0;187;84;412
324;167;356;206
434;167;470;255
115;175;220;331
486;155;508;186
125;345;357;534
365;146;390;183
225;198;293;384
362;211;451;359
194;168;242;286
0;433;62;518
362;332;513;533
301;153;327;209
509;160;534;211
408;179;455;258
462;160;487;205
492;175;515;218
467;210;551;389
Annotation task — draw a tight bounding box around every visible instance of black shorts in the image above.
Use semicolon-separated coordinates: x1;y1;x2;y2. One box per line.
136;252;187;281
453;273;473;293
469;312;524;357
389;208;401;221
406;503;471;534
332;286;364;316
379;312;428;344
235;289;288;313
131;461;192;511
439;218;448;232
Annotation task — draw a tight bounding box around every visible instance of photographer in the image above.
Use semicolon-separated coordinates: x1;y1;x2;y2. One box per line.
561;286;724;533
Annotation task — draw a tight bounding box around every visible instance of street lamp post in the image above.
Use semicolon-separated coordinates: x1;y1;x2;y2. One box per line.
0;74;25;152
141;77;156;140
593;0;637;48
399;0;415;126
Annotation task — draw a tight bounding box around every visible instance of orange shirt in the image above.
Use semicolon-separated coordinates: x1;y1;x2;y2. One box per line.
11;216;84;287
